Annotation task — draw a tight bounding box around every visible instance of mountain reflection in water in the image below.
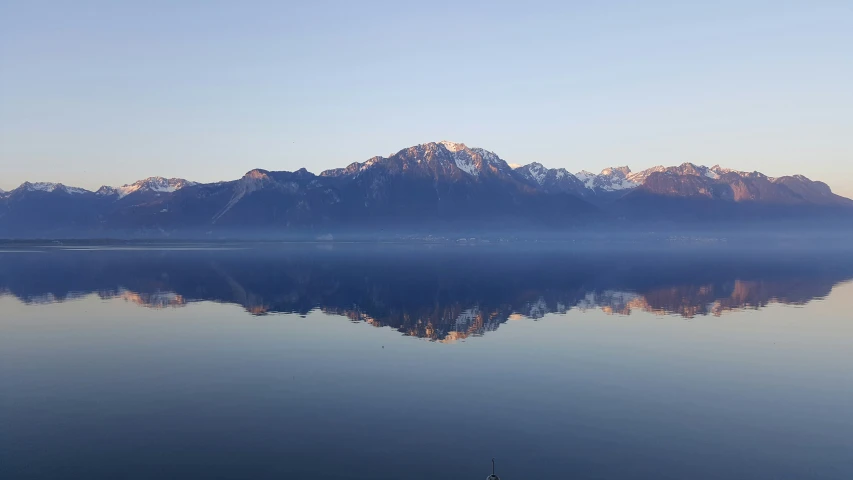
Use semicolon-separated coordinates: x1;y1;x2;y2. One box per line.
1;244;851;342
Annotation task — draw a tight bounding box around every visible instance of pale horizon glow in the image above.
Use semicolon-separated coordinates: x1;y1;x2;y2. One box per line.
1;1;852;197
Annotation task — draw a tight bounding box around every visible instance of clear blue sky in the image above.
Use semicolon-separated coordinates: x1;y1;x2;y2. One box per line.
1;0;851;196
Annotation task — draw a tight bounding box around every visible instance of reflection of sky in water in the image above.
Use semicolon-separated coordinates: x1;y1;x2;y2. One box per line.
1;250;853;479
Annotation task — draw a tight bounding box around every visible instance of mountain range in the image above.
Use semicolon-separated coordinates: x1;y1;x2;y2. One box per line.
1;140;851;237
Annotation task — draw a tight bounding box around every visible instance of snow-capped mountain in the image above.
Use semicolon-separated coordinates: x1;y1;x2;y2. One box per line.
514;162;587;194
514;163;673;198
14;182;91;195
110;177;197;199
515;162;552;186
574;165;677;193
439;140;514;177
575;166;638;192
95;186;119;196
321;141;515;179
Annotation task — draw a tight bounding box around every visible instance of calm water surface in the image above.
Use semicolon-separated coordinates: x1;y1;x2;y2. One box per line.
1;245;852;479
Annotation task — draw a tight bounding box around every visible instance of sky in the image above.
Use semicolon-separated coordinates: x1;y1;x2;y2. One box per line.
1;0;852;197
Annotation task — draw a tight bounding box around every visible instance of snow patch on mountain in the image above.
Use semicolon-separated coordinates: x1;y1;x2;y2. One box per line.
606;177;639;191
116;177;196;199
523;163;549;185
17;182;91;194
441;143;509;176
359;157;380;172
575;167;639;192
27;182;61;193
469;147;503;166
439;140;465;152
64;186;90;194
626;165;666;184
453;154;479;176
96;186;119;196
571;163;732;193
575;171;597;189
601;166;631;177
710;165;748;177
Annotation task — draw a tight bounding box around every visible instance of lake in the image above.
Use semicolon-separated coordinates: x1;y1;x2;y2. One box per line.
2;243;852;479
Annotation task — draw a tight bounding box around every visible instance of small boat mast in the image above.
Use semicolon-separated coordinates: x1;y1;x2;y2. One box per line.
487;458;500;480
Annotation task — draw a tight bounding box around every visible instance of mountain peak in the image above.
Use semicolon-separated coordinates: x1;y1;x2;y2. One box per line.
518;162;550;185
96;185;118;196
378;141;512;178
514;162;582;192
243;169;270;180
321;141;513;180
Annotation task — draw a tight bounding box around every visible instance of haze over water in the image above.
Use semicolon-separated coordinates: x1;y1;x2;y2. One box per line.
2;244;852;479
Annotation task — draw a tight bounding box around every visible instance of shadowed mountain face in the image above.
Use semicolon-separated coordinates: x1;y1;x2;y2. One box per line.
2;245;851;342
1;142;851;238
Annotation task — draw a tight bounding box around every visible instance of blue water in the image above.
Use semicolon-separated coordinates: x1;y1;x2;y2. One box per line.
1;245;852;479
